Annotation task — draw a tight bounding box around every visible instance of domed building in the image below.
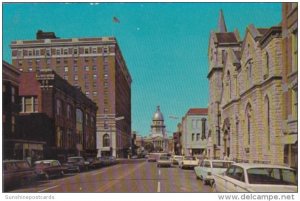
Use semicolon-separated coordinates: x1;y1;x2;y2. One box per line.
143;106;169;152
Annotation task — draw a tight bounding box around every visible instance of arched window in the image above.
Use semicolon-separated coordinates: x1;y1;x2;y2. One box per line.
246;104;252;146
103;134;110;147
264;96;270;150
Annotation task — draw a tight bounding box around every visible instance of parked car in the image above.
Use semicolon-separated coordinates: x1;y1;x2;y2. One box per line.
147;154;158;162
194;159;234;185
157;155;172;167
178;156;198;169
63;156;89;172
87;157;103;169
213;163;297;193
171;155;183;165
97;156;111;166
34;160;67;179
3;160;36;190
108;156;118;165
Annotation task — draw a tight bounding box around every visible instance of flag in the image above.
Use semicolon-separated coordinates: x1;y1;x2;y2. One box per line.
113;16;120;23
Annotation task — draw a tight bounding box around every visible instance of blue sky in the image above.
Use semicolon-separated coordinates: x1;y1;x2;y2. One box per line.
3;2;282;136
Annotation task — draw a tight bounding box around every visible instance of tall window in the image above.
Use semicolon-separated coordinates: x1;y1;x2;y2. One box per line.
11;116;15;133
292;30;298;72
56;99;62;115
246;104;252;146
292;87;298;119
76;108;83;144
21;96;38;113
264;96;270;150
192;133;195;141
266;52;269;76
11;87;16;103
201;118;206;139
227;71;231;99
67;104;72;119
103;134;110;147
196;133;200;141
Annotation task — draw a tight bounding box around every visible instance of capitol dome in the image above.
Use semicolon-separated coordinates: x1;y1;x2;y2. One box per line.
153;106;164;121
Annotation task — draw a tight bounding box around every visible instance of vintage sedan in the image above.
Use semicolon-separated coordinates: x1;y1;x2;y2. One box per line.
3;160;37;191
194;159;234;185
64;156;89;172
213;163;297;193
34;160;67;179
157;155;172;167
178;156;198;169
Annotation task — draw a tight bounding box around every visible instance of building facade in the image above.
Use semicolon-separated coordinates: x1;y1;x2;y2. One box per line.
281;3;298;169
10;31;132;158
207;7;294;166
181;108;208;156
18;70;97;161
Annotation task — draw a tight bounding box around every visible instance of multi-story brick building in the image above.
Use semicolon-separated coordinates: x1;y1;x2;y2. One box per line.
281;3;298;169
18;69;97;161
10;31;132;158
181;108;208;156
207;7;294;166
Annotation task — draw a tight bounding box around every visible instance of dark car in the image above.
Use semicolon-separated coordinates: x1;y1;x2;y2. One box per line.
64;156;89;173
108;156;117;165
34;160;67;179
97;156;110;166
3;160;37;191
86;157;103;169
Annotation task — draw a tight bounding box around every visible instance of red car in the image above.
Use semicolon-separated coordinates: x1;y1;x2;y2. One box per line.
34;160;67;179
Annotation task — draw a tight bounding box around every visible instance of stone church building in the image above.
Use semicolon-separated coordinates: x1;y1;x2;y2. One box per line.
207;5;297;168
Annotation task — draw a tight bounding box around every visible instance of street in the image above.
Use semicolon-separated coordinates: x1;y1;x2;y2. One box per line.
8;159;212;193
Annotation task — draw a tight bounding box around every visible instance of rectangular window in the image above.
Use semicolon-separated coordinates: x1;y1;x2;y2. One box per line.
92;66;97;71
25;97;33;112
11;87;15;103
28;50;33;56
93;74;97;80
56;58;61;64
64;75;68;80
85;66;89;71
64;67;68;72
34;97;38;112
18;60;23;66
56;99;62;115
18;50;23;57
46;59;51;65
92;48;97;54
28;67;33;72
292;31;298;72
64;59;68;64
84;48;89;54
93;91;97;96
74;66;78;72
56;49;61;55
35;49;40;56
85;91;90;96
64;49;68;55
46;49;51;56
192;133;195;141
73;48;78;55
11;116;15;133
74;75;78;81
292;88;298;119
28;60;33;66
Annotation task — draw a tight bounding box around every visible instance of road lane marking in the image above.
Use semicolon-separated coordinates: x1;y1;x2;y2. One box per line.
158;169;161;175
96;162;146;192
37;185;60;193
157;181;160;192
91;170;105;176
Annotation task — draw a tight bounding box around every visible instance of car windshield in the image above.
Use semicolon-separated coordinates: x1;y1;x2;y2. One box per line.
68;157;82;162
184;156;195;160
160;156;169;160
212;162;233;168
247;168;297;185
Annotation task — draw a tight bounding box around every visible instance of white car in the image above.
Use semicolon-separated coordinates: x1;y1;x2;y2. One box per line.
213;163;297;193
194;159;234;185
178;156;198;169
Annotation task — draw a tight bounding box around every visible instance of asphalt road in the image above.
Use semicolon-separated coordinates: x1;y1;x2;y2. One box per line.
8;159;213;193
